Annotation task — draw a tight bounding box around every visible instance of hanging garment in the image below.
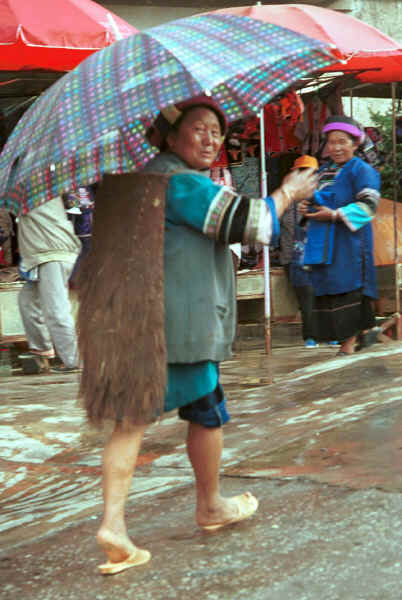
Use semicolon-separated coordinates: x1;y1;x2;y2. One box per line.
210;144;230;169
279;90;304;125
294;96;332;155
263;103;301;154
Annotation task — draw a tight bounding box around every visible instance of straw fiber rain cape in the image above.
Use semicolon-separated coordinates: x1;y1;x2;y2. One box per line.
77;173;168;426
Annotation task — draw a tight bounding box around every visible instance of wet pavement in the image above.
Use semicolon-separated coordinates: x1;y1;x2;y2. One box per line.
1;339;402;599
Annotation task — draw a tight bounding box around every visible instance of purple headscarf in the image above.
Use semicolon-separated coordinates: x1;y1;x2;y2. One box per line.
322;115;365;144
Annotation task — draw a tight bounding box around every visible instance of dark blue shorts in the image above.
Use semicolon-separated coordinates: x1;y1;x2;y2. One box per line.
178;383;230;428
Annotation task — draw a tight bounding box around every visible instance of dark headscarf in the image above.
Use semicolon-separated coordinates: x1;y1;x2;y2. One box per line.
147;95;227;149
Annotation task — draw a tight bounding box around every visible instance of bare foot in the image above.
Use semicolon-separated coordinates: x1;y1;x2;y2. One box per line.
339;335;356;355
197;492;258;530
97;526;138;563
338;342;354;355
97;527;151;575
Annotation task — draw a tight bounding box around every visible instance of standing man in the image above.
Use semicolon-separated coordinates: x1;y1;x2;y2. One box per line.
17;196;81;373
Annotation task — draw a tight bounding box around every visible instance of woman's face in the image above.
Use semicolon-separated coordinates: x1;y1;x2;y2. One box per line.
166;107;222;170
326;130;359;165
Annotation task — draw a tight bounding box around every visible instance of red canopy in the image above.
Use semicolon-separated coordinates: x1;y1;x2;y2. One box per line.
0;0;137;71
217;4;402;83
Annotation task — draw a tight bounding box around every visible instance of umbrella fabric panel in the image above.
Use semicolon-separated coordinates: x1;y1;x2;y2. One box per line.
328;55;402;82
151;14;315;92
150;15;334;121
0;14;335;214
357;58;402;83
0;40;97;71
0;0;136;47
217;4;402;82
217;4;402;56
0;0;137;71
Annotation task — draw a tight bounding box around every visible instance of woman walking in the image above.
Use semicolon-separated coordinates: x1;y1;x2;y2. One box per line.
78;96;318;574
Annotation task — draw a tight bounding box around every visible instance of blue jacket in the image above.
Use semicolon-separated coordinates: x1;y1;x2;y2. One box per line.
306;157;380;298
143;152;236;364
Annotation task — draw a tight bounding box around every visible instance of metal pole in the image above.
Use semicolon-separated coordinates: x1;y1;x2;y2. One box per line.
349;90;353;118
391;82;400;324
259;108;271;354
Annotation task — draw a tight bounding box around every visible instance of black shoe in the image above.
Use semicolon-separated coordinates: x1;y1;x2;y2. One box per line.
50;365;81;374
19;353;50;374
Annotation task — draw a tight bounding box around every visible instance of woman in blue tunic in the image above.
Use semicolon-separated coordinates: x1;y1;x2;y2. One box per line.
301;115;381;356
93;96;318;574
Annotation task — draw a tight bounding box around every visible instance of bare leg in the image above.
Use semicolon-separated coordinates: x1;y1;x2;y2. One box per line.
379;314;400;334
339;335;356;355
376;314;400;344
97;423;148;564
186;422;258;528
377;332;392;344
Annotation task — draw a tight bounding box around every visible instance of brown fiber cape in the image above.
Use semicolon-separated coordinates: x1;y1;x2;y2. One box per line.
76;173;168;426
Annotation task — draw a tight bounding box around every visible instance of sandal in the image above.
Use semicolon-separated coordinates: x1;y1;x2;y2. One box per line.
98;548;151;575
200;492;258;532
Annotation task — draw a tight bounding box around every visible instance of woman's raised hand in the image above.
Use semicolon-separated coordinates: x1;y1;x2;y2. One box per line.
281;168;318;206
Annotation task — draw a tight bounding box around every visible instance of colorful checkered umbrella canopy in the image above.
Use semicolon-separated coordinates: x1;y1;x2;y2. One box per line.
0;13;336;214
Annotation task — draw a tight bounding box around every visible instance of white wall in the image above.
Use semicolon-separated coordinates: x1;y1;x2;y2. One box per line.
343;97;393;128
353;0;402;43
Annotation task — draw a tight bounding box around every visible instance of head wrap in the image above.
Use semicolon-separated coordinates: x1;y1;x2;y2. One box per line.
322;115;365;144
147;95;227;149
292;155;319;170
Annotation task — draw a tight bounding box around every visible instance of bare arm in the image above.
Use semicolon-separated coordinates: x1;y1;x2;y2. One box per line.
270;168;318;219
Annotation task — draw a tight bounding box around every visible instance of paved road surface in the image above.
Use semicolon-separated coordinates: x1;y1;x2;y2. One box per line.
1;341;402;599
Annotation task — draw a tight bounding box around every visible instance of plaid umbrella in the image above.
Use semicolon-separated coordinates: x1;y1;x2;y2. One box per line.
0;12;336;214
